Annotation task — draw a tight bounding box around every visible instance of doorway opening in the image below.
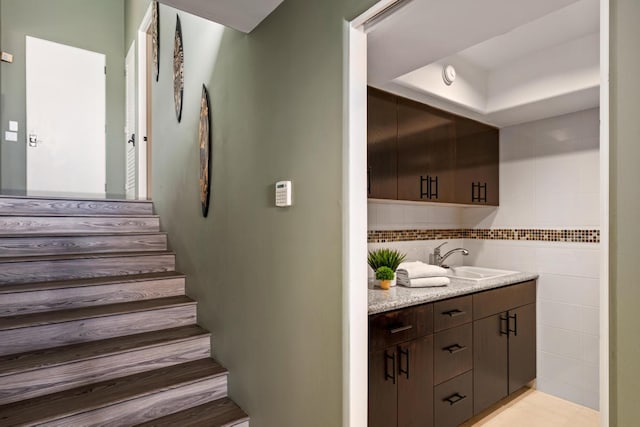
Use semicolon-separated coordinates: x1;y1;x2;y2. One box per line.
345;0;609;425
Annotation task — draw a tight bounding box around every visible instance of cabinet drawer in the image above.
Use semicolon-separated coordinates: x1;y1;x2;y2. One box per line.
434;323;473;385
434;371;473;427
473;280;536;320
434;295;472;332
369;304;433;351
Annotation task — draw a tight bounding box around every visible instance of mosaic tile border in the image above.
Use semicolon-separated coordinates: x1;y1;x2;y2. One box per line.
368;228;600;244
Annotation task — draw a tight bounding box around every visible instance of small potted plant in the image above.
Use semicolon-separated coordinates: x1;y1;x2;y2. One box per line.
375;267;395;290
368;248;406;287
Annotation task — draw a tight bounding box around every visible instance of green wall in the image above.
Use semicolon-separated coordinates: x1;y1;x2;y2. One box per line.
151;0;374;425
125;0;151;51
610;0;640;424
0;0;125;194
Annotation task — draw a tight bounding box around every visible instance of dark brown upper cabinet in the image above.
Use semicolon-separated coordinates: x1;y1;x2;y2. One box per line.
397;97;456;203
454;117;499;205
366;87;499;206
367;87;398;200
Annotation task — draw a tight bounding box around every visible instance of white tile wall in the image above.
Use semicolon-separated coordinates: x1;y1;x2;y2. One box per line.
367;109;601;410
463;109;601;410
368;201;463;230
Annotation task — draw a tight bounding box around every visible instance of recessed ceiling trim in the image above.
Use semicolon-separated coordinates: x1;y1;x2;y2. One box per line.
362;0;415;32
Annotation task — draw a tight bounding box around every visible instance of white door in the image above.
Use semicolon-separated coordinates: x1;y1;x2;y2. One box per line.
125;43;137;199
26;36;106;195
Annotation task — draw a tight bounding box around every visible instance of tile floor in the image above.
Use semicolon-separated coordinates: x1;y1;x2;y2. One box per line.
461;388;599;427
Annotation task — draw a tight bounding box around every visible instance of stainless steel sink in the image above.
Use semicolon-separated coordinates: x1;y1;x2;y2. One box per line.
448;266;518;282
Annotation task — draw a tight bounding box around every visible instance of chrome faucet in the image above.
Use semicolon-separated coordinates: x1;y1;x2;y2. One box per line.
429;242;469;268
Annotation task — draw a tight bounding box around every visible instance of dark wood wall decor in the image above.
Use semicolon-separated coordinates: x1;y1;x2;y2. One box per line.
199;85;211;217
152;0;160;82
173;14;184;122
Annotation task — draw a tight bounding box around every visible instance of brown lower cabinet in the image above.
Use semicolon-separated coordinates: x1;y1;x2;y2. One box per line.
369;336;435;427
473;282;537;415
369;280;536;426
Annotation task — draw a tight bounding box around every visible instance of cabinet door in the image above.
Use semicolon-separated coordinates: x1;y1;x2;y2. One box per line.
454;117;499;205
397;335;434;427
367;87;398;200
508;303;537;394
473;313;508;415
369;347;398;427
397;97;456;203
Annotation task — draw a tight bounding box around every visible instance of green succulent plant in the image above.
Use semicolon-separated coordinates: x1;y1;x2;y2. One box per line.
375;266;395;281
368;248;406;272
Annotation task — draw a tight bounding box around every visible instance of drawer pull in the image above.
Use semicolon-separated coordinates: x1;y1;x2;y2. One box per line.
443;392;467;406
443;343;468;354
389;325;413;334
442;309;465;318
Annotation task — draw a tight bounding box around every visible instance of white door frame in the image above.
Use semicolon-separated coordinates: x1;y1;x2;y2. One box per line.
598;0;610;423
344;1;611;425
125;42;137;199
136;4;154;199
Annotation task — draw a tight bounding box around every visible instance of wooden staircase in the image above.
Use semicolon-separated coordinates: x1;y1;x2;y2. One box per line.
0;196;249;426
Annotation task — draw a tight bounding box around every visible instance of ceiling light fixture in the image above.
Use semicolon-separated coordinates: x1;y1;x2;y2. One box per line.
442;65;456;86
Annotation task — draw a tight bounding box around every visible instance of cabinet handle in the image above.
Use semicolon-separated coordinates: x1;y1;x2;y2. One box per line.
384;351;396;384
430;175;439;200
500;313;509;336
389;325;413;334
420;175;429;199
472;182;488;203
443;343;468;354
398;347;410;380
367;167;371;195
509;313;518;336
443;392;467;406
442;309;465;318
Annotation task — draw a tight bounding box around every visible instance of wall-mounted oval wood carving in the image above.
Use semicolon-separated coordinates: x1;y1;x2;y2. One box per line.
173;14;184;122
152;0;159;82
199;85;211;217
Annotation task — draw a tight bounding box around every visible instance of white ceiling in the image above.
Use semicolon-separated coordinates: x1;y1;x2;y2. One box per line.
458;0;599;71
368;0;600;127
160;0;283;33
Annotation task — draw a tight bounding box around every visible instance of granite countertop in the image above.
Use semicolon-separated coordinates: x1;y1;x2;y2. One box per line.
368;272;539;315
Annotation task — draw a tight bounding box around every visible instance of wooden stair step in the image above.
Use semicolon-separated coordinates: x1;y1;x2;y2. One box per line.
0;272;186;317
0;325;211;405
0;215;160;235
0;232;168;257
0;358;228;427
0;251;176;285
139;397;250;427
0;196;153;216
0;296;196;356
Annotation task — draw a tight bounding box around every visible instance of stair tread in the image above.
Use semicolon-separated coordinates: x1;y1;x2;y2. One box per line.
139;397;249;427
0;231;167;238
0;296;195;331
0;358;227;425
0;250;175;264
0;272;185;294
0;194;152;203
0;325;209;377
0;213;159;218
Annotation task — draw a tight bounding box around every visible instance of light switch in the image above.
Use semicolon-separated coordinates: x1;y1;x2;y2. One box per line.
5;131;17;142
9;121;18;132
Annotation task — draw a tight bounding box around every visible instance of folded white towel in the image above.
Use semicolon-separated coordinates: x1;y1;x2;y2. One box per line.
396;261;448;280
398;276;450;288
